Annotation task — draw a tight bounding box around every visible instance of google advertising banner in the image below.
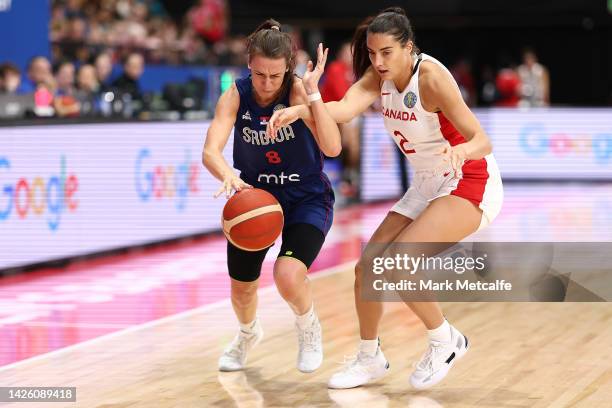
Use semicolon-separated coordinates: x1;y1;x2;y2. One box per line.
359;108;612;201
486;108;612;179
0;121;231;269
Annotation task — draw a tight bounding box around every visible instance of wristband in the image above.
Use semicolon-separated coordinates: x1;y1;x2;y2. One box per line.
307;92;322;103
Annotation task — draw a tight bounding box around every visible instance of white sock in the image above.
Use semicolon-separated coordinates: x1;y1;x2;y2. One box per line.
428;319;452;343
359;338;379;357
240;318;258;334
295;304;315;329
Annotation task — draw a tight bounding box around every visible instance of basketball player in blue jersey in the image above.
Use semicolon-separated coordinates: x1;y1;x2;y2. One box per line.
203;19;341;373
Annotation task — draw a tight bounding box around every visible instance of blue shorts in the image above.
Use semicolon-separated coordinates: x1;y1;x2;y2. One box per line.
244;174;335;236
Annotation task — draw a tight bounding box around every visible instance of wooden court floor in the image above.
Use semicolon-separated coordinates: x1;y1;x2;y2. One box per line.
2;262;611;408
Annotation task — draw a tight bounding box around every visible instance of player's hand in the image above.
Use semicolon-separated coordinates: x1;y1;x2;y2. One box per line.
438;145;467;178
302;43;329;94
266;105;301;139
214;174;252;199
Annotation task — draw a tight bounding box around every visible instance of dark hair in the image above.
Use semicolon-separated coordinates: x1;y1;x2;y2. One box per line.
352;7;420;79
0;62;20;78
53;60;74;75
246;19;296;99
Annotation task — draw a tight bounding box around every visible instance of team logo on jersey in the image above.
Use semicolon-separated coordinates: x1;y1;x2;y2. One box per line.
259;116;270;125
257;171;300;184
404;92;418;108
273;104;286;111
242;110;251;121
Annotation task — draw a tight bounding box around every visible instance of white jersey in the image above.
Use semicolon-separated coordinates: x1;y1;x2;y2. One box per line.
381;53;478;172
382;53;504;228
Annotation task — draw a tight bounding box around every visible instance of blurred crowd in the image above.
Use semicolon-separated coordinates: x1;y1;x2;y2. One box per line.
0;0;550;121
0;52;151;118
50;0;246;66
451;48;550;108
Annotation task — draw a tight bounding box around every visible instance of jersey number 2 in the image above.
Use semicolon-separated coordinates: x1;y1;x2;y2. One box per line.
393;130;416;154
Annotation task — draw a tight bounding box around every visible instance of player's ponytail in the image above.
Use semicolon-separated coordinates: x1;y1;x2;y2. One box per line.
351;7;420;80
246;19;296;98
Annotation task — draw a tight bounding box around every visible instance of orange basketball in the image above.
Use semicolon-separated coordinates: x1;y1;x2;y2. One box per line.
222;188;284;251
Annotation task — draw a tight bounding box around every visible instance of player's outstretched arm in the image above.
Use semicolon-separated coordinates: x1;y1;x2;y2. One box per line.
296;43;342;157
268;66;380;137
202;84;252;198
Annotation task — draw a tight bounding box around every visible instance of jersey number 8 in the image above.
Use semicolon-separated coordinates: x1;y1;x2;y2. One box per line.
265;151;282;164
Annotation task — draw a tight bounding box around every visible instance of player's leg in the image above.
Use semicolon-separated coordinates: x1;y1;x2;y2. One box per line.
273;223;326;372
392;194;482;389
328;211;414;389
355;211;414;340
218;243;269;372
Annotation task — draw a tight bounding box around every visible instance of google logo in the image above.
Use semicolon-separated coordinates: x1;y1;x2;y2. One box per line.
135;148;200;211
0;156;78;231
519;123;612;164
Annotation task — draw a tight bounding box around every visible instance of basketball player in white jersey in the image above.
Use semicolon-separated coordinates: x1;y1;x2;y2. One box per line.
267;7;503;390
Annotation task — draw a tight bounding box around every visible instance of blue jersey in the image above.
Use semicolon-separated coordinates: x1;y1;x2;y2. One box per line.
232;76;334;235
233;76;328;188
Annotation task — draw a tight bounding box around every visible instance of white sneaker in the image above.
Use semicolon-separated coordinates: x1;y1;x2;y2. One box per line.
296;315;323;373
328;348;390;389
409;325;469;389
218;320;264;372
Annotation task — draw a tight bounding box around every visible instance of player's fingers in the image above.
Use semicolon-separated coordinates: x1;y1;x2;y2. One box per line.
266;122;272;138
214;184;225;198
322;48;329;66
268;113;279;137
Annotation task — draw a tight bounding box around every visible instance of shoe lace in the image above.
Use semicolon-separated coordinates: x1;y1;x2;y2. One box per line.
298;323;320;352
225;332;250;359
336;353;371;375
416;341;445;372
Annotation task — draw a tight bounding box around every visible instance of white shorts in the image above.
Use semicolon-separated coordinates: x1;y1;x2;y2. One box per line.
391;154;504;231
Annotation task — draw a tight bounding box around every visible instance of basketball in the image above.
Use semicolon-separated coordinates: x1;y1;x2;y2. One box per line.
222;188;284;251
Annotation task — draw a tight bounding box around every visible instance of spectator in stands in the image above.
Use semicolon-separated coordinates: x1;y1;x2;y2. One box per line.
54;61;77;96
76;64;100;96
495;57;521;107
75;64;101;115
188;0;228;46
53;61;80;117
320;42;360;198
518;47;549;107
64;0;85;19
111;52;144;101
94;52;114;87
0;63;22;95
21;56;56;93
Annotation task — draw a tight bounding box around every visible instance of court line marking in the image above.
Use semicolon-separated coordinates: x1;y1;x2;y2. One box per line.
0;260;356;373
